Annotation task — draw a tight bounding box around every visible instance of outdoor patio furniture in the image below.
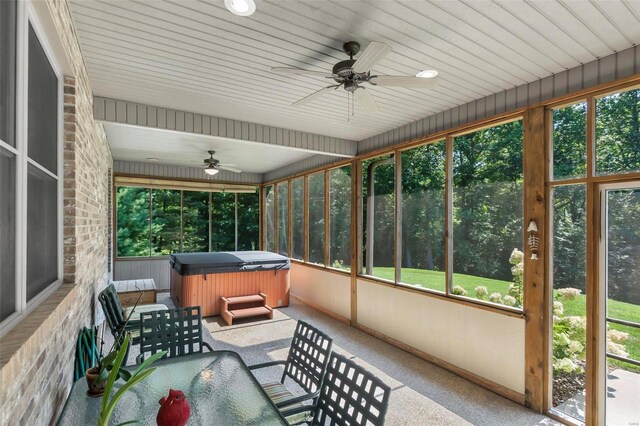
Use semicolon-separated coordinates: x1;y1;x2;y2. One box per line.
248;320;333;410
57;351;288;425
281;352;392;426
113;278;157;307
136;306;213;363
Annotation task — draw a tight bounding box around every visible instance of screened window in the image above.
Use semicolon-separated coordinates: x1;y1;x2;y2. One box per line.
265;185;275;252
117;187;151;257
400;142;446;292
596;88;640;175
362;155;395;280
0;0;16;148
237;192;259;250
277;181;289;256
116;187;259;257
151;189;181;255
182;191;209;253
291;178;304;260
308;173;325;265
211;192;235;252
329;166;351;270
553;102;586;180
452;120;524;307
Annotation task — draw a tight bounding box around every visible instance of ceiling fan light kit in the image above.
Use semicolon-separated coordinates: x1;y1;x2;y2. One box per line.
271;41;440;115
202;150;242;176
224;0;256;16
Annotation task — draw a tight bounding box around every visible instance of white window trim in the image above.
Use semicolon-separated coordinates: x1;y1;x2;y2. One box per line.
0;0;64;338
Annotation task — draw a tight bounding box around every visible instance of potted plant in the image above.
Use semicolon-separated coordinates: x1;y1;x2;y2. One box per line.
97;333;166;426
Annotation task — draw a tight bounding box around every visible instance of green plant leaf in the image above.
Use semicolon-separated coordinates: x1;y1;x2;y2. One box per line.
98;367;109;384
131;350;167;378
115;420;142;425
118;369;132;382
100;334;130;423
101;350;118;368
104;368;156;422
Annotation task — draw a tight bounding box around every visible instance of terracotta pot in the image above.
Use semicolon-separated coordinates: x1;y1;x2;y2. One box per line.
85;366;105;397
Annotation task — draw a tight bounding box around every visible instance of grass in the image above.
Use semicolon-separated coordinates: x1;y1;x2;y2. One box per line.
372;266;640;371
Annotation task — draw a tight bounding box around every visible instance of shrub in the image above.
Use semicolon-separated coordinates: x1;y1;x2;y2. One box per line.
488;292;503;304
503;295;517;307
553;301;564;316
474;286;488;300
557;287;581;301
452;285;467;296
508;248;524;307
608;329;629;343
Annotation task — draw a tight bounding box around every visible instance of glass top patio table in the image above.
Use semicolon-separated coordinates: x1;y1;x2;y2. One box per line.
57;351;288;425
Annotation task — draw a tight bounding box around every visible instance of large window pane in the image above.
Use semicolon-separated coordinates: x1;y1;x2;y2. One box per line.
0;0;16;147
265;185;275;252
551;185;586;421
452;120;523;308
0;148;16;320
596;88;640;175
330;166;351;270
277;181;289;256
553;102;586;180
26;165;57;301
182;191;209;253
401;142;446;291
291;178;304;260
116;187;150;256
237;191;259;251
211;192;235;251
151;189;181;255
308;173;325;265
362;155;395;280
28;24;58;174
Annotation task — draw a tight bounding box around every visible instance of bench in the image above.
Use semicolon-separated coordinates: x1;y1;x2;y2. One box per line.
220;293;273;326
113;279;157;308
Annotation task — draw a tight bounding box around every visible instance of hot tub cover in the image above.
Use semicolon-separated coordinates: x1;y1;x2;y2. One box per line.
170;251;290;276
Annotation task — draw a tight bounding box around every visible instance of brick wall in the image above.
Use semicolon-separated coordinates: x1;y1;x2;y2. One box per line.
0;0;112;424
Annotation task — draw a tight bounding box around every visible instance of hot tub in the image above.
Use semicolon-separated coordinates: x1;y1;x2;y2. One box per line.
169;251;290;317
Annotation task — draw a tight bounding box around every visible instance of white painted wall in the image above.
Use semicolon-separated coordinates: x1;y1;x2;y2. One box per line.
114;258;171;290
290;264;351;320
357;280;525;394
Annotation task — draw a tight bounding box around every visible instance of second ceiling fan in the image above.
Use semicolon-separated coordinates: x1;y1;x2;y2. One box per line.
272;41;439;113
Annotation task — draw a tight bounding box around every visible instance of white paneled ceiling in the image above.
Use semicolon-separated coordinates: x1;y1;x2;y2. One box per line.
105;123;320;173
69;0;640;141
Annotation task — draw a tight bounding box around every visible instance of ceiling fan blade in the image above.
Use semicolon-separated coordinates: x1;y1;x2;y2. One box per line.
271;67;334;78
292;85;340;107
218;165;242;173
369;75;440;89
354;88;378;113
352;42;392;73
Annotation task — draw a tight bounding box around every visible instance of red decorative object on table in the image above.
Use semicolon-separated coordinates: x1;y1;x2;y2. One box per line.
157;389;191;426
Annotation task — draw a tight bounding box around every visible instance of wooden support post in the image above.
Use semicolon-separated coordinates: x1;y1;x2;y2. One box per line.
288;179;293;258
325;170;331;266
394;152;402;284
444;136;453;294
351;160;361;325
304;176;309;262
523;106;546;413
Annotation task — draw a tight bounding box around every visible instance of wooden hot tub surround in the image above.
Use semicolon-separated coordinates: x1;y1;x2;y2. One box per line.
169;251;290;317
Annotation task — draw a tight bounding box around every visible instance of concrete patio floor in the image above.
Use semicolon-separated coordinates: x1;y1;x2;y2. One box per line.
191;295;557;426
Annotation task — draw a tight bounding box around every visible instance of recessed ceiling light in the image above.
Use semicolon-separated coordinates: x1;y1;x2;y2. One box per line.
224;0;256;16
416;69;438;78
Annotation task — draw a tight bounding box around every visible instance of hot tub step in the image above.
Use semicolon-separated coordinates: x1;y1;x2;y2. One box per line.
220;293;272;326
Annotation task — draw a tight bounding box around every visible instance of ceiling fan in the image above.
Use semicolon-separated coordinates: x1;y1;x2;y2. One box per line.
271;41;439;113
202;151;241;175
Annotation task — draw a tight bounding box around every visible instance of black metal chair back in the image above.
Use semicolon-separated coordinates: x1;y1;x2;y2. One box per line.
137;306;213;363
98;284;126;339
312;353;391;426
281;320;333;395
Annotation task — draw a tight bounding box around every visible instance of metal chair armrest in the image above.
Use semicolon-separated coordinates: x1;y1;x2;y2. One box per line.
248;360;287;370
275;390;319;408
203;342;214;352
280;404;316;425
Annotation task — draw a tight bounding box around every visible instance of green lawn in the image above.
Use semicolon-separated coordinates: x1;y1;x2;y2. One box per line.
372;266;640;370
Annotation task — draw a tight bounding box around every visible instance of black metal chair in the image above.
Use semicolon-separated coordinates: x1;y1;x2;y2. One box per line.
98;283;167;344
136;306;213;363
281;352;391;426
249;320;333;410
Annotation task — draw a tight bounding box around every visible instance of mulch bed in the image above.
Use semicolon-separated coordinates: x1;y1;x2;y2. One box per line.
552;364;586;407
